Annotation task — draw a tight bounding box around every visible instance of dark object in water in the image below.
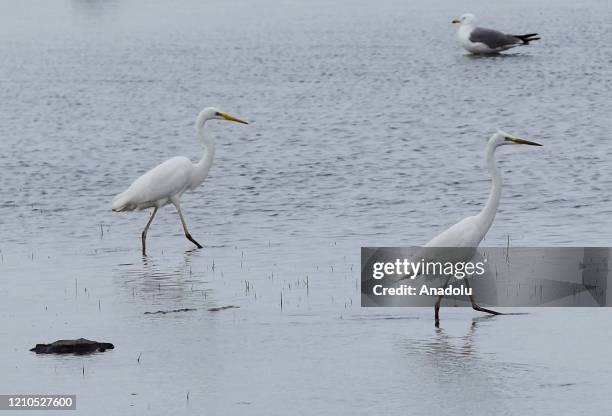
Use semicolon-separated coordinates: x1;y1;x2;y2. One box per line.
144;308;197;315
30;338;114;355
208;305;239;312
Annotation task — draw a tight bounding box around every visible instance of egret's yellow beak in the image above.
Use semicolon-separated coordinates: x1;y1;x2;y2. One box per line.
506;136;542;146
218;112;248;124
452;18;461;24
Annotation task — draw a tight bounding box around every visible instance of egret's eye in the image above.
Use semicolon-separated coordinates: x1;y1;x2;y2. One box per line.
215;112;221;116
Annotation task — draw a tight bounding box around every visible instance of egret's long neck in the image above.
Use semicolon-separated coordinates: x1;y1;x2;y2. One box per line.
191;122;215;188
478;141;501;230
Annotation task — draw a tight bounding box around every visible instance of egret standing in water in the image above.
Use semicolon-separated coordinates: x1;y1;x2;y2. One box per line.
112;107;248;255
424;130;541;326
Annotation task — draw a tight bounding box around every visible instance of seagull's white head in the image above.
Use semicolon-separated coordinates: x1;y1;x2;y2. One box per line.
490;130;542;147
196;107;248;132
452;13;478;26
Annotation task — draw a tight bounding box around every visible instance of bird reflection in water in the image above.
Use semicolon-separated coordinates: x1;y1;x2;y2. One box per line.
119;248;212;304
400;315;531;405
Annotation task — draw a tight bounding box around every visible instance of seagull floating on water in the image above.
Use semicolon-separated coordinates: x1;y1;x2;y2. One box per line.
452;13;540;55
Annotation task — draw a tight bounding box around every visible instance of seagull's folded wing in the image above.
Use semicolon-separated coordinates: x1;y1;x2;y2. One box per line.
469;27;520;49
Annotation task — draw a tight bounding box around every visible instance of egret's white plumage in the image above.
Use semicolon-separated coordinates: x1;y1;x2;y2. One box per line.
452;13;540;54
112;156;201;212
112;107;248;254
423;130;542;325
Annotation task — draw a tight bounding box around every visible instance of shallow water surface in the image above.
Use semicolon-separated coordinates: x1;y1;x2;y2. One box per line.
1;0;612;414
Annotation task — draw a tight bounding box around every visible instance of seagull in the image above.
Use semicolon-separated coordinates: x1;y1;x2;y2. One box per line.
452;13;540;54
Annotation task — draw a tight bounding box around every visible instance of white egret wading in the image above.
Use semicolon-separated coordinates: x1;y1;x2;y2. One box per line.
423;131;542;326
112;107;248;255
452;13;540;55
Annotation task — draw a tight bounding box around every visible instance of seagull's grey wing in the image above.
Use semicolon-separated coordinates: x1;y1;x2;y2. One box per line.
469;27;520;48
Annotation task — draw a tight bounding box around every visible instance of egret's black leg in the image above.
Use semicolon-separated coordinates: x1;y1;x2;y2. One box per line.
142;207;158;256
185;233;203;249
463;278;502;315
434;276;452;327
173;201;203;249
